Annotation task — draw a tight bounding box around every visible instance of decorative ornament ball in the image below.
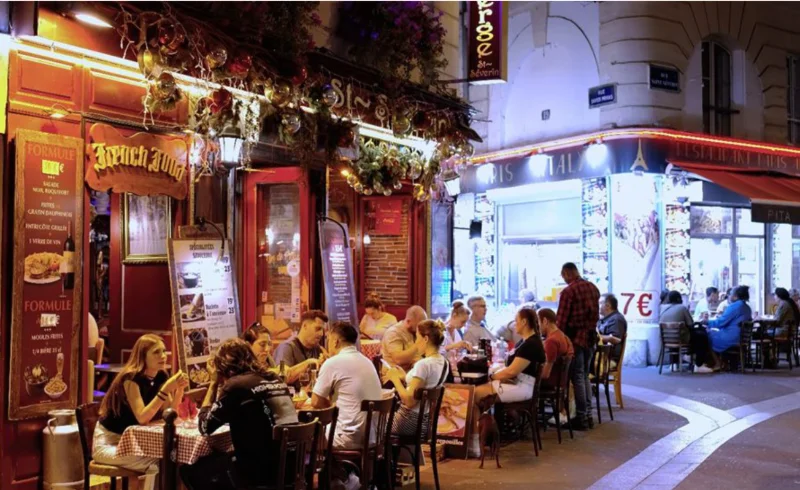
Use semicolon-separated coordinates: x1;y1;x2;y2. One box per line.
137;49;163;79
383;189;392;196
158;24;185;52
321;84;338;106
354;183;364;193
209;88;233;115
459;142;475;158
155;72;177;99
227;52;253;79
282;113;302;135
373;181;384;194
413;111;432;131
205;47;228;70
413;183;424;196
346;174;358;186
339;128;356;148
271;80;292;108
393;181;403;190
291;66;308;86
408;161;423;180
392;113;412;137
363;187;374;196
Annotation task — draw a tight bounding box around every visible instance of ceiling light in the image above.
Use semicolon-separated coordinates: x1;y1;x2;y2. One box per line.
74;12;113;29
45;105;70;119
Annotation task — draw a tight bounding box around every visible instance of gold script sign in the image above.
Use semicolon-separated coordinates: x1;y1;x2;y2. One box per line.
85;123;189;200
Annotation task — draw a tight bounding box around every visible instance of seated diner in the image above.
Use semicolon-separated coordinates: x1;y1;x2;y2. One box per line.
359;293;398;340
242;321;316;385
94;334;188;490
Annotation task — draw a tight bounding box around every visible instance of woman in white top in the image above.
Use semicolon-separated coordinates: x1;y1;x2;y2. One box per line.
359;295;398;340
384;319;449;435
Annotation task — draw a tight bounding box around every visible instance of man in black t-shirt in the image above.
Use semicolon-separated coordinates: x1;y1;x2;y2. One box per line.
181;338;298;490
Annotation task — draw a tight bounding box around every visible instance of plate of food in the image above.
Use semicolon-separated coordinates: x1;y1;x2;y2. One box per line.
181;304;205;323
437;389;468;435
24;252;62;284
24;364;49;396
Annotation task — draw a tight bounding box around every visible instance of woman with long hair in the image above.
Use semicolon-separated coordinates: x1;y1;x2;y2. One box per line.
383;319;450;436
359;293;398;340
474;307;545;403
181;338;297;490
241;321;314;385
94;334;188;490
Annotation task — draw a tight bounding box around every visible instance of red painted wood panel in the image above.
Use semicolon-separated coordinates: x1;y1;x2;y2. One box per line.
8;49;83;115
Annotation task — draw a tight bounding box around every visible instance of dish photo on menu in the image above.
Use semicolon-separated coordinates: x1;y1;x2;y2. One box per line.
179;293;206;323
437;388;469;436
176;262;203;289
24;252;63;284
184;328;210;358
665;205;690;228
188;360;211;386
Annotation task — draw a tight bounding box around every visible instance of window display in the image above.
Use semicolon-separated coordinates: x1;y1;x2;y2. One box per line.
582;178;609;292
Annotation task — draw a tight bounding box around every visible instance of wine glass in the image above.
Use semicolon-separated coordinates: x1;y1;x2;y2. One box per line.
299;373;311;395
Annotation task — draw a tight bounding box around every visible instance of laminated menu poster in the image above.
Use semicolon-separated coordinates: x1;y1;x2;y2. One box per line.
9;130;84;420
318;219;358;326
168;239;241;389
436;384;475;459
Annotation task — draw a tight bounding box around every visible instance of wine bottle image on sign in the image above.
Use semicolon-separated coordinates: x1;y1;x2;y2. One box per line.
62;221;74;291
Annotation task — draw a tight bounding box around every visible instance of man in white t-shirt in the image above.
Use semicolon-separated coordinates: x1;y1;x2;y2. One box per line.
312;321;383;449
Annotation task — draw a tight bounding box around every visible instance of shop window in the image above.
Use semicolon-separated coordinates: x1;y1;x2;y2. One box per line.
702;40;732;136
788;54;800;145
735;208;764;236
690;206;732;234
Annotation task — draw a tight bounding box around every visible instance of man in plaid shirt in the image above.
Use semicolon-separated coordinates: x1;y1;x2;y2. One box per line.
556;262;600;430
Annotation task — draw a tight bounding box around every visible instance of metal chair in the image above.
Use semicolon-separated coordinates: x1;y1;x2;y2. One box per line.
390;387;445;490
332;397;396;490
494;363;543;456
299;406;339;490
657;322;692;374
75;402;143;490
591;345;614;423
538;355;573;444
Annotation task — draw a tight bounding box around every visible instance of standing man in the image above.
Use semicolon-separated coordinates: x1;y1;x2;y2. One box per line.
555;262;600;430
597;294;628;368
463;295;496;345
274;309;328;376
381;306;427;371
312;322;383;449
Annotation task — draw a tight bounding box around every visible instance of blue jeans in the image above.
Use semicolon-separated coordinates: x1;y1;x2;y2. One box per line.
571;345;594;423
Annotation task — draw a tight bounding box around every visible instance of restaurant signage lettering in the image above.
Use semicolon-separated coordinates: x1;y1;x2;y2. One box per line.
437;383;475;459
467;1;508;84
168;238;241;389
751;202;800;225
318;219;358;326
668;140;800;175
9;130;83;420
589;84;617;108
369;198;403;236
86;123;189;200
649;65;680;93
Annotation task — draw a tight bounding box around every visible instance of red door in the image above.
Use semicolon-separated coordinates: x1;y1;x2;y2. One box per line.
242;168;312;341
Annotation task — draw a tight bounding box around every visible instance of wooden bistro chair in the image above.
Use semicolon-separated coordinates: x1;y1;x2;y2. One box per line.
721;321;754;373
538;355;573;444
76;402;144;490
751;320;776;370
657;322;692;374
390;387;445;490
767;322;795;370
299;406;340;490
495;363;543;456
333;397;396;490
590;345;614;424
608;334;627;408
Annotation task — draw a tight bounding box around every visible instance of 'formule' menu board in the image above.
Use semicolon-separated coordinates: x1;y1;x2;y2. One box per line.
168;238;240;389
9;130;83;420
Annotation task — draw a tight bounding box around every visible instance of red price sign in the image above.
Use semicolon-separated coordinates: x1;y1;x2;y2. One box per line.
618;291;658;321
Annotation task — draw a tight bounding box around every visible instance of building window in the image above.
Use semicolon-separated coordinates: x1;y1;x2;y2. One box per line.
788;55;800;144
702;41;732;136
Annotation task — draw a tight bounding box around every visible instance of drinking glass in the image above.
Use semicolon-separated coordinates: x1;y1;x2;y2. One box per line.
299;373;311;395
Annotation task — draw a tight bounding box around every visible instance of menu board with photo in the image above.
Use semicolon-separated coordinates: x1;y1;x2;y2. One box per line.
9;130;84;420
437;384;475;459
581;178;609;293
168;238;240;389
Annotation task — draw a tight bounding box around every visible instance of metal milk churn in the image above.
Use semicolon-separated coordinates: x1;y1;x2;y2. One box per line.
42;409;84;490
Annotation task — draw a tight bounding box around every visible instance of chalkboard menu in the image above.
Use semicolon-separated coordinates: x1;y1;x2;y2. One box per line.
168;238;241;389
9;130;84;420
318;219;358;326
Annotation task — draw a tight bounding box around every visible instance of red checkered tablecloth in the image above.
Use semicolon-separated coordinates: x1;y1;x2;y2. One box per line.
117;422;233;465
361;340;381;360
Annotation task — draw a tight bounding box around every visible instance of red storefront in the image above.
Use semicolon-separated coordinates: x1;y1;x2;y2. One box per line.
0;4;465;488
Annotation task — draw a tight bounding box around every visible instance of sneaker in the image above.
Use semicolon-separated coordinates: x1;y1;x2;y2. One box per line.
547;413;569;425
694;365;714;374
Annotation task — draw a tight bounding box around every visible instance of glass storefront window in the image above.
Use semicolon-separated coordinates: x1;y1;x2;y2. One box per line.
736;208;765;236
690;206;733;234
255;184;301;333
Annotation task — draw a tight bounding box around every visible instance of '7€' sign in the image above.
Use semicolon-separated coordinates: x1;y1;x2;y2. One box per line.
618;291;658;321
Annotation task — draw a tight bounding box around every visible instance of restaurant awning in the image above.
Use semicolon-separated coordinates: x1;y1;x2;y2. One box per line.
670;160;800;224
